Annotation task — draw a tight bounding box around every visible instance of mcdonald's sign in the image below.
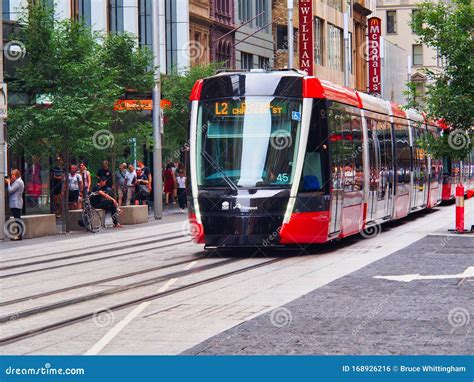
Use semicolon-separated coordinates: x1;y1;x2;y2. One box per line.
368;17;381;95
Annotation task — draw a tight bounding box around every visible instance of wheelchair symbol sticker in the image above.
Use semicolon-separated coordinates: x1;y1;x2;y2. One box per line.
292;111;301;121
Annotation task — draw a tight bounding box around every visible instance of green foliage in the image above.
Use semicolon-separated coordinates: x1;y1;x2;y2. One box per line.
403;82;423;111
411;0;474;160
161;63;223;160
8;3;154;166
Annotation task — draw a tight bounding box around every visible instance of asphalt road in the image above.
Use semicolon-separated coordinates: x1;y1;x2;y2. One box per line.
185;235;473;355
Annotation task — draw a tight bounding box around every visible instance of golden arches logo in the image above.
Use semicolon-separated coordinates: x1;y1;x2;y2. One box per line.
369;18;380;26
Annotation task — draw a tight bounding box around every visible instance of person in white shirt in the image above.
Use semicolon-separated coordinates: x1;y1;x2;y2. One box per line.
125;164;137;205
176;169;187;213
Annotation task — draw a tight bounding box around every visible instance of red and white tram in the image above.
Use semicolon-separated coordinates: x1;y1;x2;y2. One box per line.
186;70;473;247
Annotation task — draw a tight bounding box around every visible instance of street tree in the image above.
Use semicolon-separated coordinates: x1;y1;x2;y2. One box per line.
161;63;222;162
411;0;473;160
8;3;154;228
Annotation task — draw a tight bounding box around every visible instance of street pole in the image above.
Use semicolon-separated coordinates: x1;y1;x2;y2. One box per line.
151;0;163;219
0;15;5;241
343;12;350;87
287;0;294;69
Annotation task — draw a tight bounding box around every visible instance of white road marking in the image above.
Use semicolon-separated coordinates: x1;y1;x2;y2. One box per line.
84;278;178;355
84;258;200;355
374;266;474;283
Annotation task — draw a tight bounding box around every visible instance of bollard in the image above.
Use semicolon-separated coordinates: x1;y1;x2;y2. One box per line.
455;184;464;233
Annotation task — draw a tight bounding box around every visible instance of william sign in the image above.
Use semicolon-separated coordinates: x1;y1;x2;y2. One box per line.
368;17;382;95
299;0;314;76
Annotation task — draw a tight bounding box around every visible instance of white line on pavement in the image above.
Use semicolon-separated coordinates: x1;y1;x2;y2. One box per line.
84;278;178;355
374;266;474;283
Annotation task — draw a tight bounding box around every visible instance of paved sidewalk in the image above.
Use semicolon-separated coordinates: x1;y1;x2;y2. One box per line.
0;205;189;250
185;233;473;355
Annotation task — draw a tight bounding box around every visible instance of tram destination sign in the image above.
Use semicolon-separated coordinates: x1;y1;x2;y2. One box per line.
299;0;314;76
368;17;382;95
213;101;287;116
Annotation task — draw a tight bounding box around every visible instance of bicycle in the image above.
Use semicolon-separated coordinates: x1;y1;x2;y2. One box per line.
80;192;102;233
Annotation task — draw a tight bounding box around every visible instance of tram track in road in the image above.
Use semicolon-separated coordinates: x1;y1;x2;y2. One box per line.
0;256;287;346
0;253;210;308
0;229;186;269
0;256;244;323
0;235;191;279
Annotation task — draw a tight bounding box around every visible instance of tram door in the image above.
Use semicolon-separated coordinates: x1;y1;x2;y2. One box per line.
369;119;394;220
412;126;428;209
328;108;343;234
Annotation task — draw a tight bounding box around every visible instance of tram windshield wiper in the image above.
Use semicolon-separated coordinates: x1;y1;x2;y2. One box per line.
200;150;239;193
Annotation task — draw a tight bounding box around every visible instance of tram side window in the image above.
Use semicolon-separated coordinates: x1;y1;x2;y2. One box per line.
341;113;355;192
352;115;363;191
395;123;410;183
367;118;379;193
299;104;326;193
328;108;343;190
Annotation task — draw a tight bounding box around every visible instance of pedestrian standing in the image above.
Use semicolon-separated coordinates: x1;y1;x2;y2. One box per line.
137;160;152;193
51;157;65;217
135;167;150;206
67;165;83;210
5;169;25;241
79;161;91;201
97;160;113;189
176;169;187;213
115;162;128;206
163;163;176;205
125;164;137;205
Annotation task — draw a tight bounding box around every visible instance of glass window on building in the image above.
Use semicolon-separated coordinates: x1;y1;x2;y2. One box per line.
241;52;253;69
256;0;269;31
328;24;343;71
386;10;397;33
139;0;152;49
348;31;353;73
109;0;124;33
412;44;423;66
239;0;253;25
3;0;10;20
258;56;270;69
345;0;351;16
72;0;92;26
276;25;288;50
327;0;343;12
314;18;324;66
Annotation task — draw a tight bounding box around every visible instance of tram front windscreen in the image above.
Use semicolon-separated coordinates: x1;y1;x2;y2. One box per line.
196;96;303;189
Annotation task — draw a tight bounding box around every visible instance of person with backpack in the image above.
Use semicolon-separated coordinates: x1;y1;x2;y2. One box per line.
67;164;83;210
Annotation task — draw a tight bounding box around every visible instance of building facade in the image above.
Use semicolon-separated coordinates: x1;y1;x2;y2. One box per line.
376;0;443;104
2;0;191;73
272;0;375;90
234;0;273;69
210;0;236;67
189;0;211;66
